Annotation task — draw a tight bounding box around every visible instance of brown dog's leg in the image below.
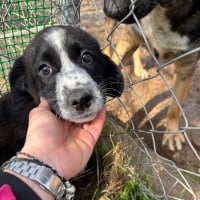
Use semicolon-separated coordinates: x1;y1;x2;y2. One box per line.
104;17;149;79
133;46;150;79
103;17;117;57
111;29;149;79
162;58;196;151
111;29;140;67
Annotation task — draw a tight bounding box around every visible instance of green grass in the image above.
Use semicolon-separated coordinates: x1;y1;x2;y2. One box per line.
114;176;154;200
72;121;156;200
93;122;155;200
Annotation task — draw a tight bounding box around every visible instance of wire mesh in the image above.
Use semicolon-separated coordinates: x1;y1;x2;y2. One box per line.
0;0;55;92
0;0;200;199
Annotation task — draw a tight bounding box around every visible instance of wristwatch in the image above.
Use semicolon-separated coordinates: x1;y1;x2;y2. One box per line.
1;158;75;200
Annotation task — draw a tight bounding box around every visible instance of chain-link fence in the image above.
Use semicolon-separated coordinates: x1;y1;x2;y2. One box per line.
0;0;200;199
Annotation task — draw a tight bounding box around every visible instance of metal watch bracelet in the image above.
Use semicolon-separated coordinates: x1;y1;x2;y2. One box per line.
1;156;75;200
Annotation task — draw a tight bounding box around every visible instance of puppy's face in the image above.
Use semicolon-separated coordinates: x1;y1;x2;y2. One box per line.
10;26;124;123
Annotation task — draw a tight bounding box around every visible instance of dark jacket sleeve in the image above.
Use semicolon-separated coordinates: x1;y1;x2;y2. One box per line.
0;172;41;200
103;0;158;24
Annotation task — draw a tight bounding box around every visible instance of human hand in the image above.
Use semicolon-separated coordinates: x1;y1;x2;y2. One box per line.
21;98;106;179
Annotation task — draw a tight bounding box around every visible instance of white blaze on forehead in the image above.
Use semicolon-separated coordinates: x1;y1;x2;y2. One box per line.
42;27;98;90
43;28;96;87
43;28;76;72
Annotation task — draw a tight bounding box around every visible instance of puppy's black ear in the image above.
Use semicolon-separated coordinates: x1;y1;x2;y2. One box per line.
102;54;124;98
9;56;26;93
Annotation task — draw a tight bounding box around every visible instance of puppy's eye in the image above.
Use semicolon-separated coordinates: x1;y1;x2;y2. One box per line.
38;64;52;77
81;52;93;64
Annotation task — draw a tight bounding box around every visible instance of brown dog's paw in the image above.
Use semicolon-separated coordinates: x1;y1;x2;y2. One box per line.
134;67;150;79
162;133;185;151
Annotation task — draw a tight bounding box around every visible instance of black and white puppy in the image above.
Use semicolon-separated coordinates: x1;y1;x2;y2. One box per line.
0;25;124;164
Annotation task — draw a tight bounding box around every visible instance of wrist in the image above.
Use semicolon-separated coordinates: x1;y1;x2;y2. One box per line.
1;154;76;200
3;169;54;200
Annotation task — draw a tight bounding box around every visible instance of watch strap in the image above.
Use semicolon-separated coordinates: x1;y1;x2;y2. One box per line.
1;157;75;200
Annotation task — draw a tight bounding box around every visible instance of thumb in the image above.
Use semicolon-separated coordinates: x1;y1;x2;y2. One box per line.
83;107;106;141
29;98;50;120
39;97;51;110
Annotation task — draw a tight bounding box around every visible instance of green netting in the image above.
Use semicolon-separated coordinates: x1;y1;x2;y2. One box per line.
0;0;56;94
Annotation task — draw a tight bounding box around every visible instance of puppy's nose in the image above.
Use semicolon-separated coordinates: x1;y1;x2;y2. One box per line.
68;89;94;111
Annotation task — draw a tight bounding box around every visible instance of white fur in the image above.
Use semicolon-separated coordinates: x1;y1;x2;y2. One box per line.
138;5;190;61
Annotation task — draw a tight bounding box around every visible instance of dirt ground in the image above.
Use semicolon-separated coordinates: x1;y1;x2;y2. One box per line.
79;1;200;198
107;58;200;170
80;0;200;172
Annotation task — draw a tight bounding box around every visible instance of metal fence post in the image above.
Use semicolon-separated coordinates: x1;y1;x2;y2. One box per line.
55;0;81;27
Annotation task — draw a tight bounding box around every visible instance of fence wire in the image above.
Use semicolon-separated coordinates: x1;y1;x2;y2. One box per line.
0;0;200;199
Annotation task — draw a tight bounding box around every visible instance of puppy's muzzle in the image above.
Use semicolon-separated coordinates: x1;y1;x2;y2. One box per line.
68;89;94;111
